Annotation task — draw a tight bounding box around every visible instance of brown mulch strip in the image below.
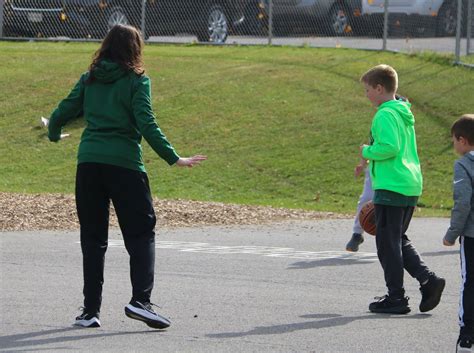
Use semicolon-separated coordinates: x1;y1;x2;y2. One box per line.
0;192;347;231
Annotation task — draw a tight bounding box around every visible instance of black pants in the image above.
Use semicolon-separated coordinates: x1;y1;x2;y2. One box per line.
374;204;431;298
76;162;156;313
460;236;474;338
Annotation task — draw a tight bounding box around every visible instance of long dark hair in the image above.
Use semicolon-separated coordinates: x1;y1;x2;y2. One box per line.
87;25;145;83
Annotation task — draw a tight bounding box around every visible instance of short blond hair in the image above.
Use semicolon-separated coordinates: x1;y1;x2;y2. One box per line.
360;64;398;93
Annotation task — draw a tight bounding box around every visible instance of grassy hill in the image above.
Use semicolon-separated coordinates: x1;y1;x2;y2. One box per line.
0;41;473;216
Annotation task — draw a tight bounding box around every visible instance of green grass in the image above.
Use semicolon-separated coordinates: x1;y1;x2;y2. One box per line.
460;54;474;65
0;42;473;216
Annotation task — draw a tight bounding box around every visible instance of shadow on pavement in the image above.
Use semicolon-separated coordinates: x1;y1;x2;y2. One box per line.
287;250;458;270
287;258;375;269
0;326;162;351
206;313;430;338
421;250;458;257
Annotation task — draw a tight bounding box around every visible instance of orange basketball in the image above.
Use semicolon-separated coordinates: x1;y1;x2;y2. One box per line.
359;201;376;236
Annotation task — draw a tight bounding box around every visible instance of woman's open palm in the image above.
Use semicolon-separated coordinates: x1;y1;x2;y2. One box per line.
176;155;207;168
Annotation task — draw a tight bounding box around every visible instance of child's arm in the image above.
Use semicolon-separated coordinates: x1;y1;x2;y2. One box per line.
444;161;472;245
354;157;368;178
443;238;455;246
361;113;400;161
48;76;85;142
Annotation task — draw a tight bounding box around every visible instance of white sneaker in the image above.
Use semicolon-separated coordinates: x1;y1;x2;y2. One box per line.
125;301;171;329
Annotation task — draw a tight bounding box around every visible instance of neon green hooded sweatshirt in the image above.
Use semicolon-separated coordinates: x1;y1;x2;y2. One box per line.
48;60;179;173
362;99;423;197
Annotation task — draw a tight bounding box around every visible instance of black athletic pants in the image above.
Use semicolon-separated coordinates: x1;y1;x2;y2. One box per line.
460;236;474;338
374;204;432;298
76;162;156;313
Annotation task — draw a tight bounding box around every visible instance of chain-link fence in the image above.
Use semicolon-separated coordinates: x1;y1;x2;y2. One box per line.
0;0;472;66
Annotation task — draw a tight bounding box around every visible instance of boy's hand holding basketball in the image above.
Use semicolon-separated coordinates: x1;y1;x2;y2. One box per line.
176;155;207;168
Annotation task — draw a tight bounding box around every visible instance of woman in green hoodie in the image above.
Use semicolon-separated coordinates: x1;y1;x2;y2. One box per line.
48;25;206;329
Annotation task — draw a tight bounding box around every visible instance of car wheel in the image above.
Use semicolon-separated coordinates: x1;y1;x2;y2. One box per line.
197;5;228;43
327;3;351;36
107;6;130;31
436;1;457;36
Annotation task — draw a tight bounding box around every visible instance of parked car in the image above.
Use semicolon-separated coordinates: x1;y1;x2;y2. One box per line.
361;0;469;37
2;0;263;43
257;0;364;36
145;0;263;42
3;0;142;38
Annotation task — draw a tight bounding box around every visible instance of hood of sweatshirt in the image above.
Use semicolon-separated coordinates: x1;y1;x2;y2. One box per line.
467;151;474;161
92;60;127;83
378;99;415;127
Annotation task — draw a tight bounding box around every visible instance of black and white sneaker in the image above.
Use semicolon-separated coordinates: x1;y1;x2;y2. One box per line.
369;295;411;314
125;300;171;329
457;337;473;353
74;309;101;328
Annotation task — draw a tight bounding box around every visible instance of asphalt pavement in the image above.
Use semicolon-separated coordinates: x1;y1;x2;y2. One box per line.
0;218;462;352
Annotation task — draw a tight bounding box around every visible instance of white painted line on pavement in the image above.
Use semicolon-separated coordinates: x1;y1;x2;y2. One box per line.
100;240;378;261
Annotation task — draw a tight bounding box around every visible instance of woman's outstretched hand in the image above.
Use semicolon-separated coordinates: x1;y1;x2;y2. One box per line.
176;155;207;168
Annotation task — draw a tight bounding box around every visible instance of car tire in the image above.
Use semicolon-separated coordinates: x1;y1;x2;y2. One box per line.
327;3;352;36
437;0;468;37
197;5;228;44
108;4;147;38
436;1;457;36
107;6;130;29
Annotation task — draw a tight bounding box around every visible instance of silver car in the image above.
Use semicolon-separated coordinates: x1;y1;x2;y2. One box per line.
261;0;363;36
362;0;468;36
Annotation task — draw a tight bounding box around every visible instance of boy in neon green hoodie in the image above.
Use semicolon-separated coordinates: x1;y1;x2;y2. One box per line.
360;65;445;314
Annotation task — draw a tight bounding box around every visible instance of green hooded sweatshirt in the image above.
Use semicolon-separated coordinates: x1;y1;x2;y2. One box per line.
362;99;423;197
48;60;180;172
